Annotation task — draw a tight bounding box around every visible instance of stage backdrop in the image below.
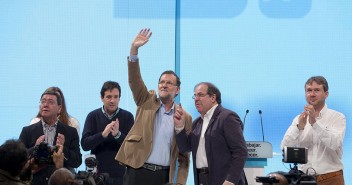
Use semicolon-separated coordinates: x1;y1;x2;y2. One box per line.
1;0;351;184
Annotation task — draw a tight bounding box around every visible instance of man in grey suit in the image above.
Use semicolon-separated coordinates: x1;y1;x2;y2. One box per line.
174;82;248;185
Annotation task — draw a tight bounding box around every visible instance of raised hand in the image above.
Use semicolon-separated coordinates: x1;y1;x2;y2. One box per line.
130;28;152;55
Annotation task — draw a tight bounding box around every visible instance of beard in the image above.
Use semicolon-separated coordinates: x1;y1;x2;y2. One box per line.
159;94;172;103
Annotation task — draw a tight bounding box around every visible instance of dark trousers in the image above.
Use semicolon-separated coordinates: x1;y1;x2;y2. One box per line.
106;177;123;185
123;167;170;185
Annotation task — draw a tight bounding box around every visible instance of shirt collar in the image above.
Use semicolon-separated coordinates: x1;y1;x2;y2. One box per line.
317;104;328;119
160;102;175;115
201;104;218;119
41;118;58;127
102;106;120;119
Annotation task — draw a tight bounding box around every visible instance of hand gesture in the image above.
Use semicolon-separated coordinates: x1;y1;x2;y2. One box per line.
297;111;308;130
102;120;120;138
111;118;120;137
174;103;185;129
130;28;152;55
56;133;65;145
35;135;46;145
102;122;113;138
304;104;316;125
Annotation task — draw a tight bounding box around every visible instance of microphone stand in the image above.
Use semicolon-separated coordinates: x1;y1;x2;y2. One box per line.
259;110;264;142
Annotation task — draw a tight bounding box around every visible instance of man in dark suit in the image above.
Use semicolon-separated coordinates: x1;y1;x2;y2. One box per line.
19;90;82;185
174;82;248;185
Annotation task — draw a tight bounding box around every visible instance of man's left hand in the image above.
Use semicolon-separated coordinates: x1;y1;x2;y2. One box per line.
53;144;64;169
111;119;120;137
174;103;185;129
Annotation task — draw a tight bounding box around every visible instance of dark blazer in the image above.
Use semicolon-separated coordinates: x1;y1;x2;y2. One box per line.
176;105;248;185
19;121;82;185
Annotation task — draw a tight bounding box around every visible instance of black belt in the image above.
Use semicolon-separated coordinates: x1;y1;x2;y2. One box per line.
197;167;209;174
142;163;170;171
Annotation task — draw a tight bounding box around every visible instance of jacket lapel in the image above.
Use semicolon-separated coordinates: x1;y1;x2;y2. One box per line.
53;122;64;145
34;121;45;136
205;105;221;133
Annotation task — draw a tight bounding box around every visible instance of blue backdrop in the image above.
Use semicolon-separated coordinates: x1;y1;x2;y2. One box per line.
1;0;351;184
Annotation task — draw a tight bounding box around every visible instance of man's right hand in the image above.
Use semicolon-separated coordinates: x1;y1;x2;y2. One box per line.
102;122;113;138
130;28;152;55
297;111;308;130
102;121;119;138
35;135;46;145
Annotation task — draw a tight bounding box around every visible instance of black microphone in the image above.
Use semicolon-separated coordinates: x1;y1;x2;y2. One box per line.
243;109;249;126
259;110;265;141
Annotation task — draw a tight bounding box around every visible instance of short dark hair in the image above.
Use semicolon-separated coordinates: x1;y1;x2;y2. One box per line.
305;76;329;92
159;70;181;87
41;90;62;105
194;82;222;104
101;81;121;98
0;139;28;176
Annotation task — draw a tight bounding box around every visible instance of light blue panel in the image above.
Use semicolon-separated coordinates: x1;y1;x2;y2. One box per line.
259;0;312;18
114;0;247;19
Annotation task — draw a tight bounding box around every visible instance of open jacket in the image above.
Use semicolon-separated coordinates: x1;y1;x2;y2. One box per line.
115;59;192;185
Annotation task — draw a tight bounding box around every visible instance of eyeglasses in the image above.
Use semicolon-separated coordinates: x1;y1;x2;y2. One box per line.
40;99;57;106
158;80;176;86
192;93;209;99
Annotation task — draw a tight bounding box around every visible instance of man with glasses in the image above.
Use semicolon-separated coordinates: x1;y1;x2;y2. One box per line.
174;82;248;185
115;28;192;185
19;90;82;185
81;81;134;185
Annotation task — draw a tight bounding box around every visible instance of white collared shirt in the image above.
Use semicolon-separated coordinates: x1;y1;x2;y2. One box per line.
281;104;346;174
41;119;58;145
196;104;218;168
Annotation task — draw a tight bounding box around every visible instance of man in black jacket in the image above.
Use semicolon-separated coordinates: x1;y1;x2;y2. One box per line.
19;90;82;185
